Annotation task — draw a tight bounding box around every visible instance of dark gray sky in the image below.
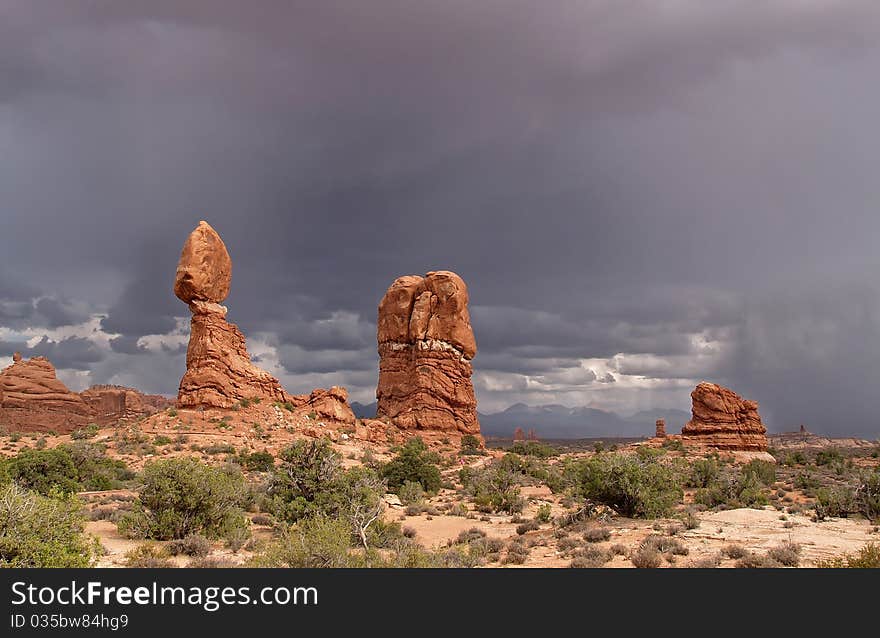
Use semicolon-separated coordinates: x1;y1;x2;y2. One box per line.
2;2;880;436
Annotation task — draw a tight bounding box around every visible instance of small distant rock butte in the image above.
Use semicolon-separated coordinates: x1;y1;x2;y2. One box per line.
173;220;355;425
681;382;768;451
376;270;480;435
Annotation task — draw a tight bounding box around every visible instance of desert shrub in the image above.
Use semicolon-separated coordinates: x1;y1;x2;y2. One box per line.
117;458;249;542
124;543;173;568
1;447;79;495
71;423;100;440
502;540;530;565
153;435;172;446
231;449;275;472
583;527;611;543
610;543;628;556
268;441;386;547
402;526;417;539
680;510;701;530
64;442;134;491
741;459;776;486
535;503;553;523
0;484;98;567
630;547;662;568
640;534;688;556
268;439;342;522
380;437;441;494
694;467;770;509
570;545;611;567
509;441;558;458
167;533;212;558
661;438;685;452
687;457;720;488
573;453;683;518
250;516;357;568
460;435;482;455
721;544;748;559
816;473;880;522
516;520;540;535
666;522;685;536
202;443;235;455
251;514;274;526
767;541;801;567
188;557;237;568
735;553;781;568
558;536;580;553
456;527;487;545
816;542;880;568
461;464;524;514
794;471;821;491
691;554;721;568
398;481;425;506
815;448;844;466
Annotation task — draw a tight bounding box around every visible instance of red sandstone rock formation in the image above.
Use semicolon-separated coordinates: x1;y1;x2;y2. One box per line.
173;221;355;425
681;382;768;451
655;418;666;438
80;385;173;426
174;221;293;409
0;355;92;433
376;271;479;435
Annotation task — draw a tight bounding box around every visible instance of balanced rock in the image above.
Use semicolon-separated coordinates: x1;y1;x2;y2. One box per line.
680;382;768;451
174;220;232;304
174;222;292;408
376;271;479;434
0;356;92;433
173;221;356;426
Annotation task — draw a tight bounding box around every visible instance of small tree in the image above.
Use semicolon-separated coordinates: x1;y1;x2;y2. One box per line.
380;437;441;494
118;458;249;541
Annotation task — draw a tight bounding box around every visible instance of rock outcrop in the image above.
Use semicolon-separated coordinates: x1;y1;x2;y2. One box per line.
173;221;355;425
680;382;768;451
0;355;92;433
655;419;666;438
376;271;479;434
80;385;173;426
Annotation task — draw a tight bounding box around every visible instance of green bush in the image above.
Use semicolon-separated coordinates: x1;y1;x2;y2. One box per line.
380;437;441;494
65;442;134;491
573;453;683;518
251;516;357;568
687;457;720;488
1;447;80;495
509;441;558;458
235;450;275;472
118;458;249;541
694;466;771;509
398;481;425;506
0;484;98;567
741;460;776;486
71;424;100;440
268;440;387;547
816;471;880;522
460;435;482;455
461;464;524;514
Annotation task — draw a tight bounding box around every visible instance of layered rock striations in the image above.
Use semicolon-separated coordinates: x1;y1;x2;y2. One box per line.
681;382;768;451
80;385;173;426
0;354;92;433
376;271;479;434
0;354;175;433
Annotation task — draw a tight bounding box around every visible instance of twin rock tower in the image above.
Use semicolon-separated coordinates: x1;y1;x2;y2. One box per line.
174;221;480;436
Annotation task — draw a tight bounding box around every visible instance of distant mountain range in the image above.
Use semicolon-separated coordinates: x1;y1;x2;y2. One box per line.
350;401;690;439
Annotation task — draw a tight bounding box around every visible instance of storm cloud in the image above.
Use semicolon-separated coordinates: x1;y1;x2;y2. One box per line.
2;2;880;435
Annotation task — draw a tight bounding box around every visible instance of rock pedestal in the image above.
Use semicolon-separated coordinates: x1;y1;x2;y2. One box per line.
681;382;768;451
